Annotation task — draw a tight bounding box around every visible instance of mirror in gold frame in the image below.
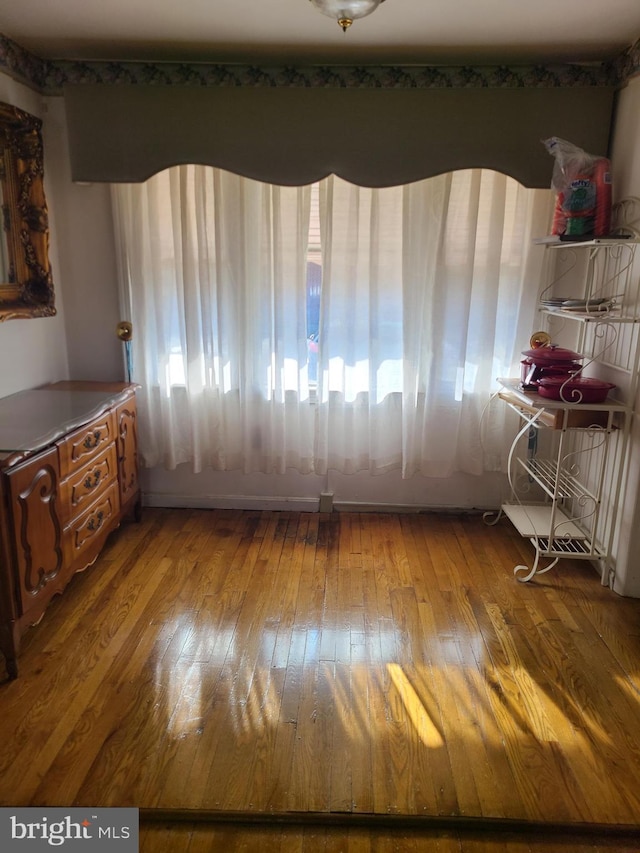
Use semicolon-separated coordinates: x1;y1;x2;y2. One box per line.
0;101;55;321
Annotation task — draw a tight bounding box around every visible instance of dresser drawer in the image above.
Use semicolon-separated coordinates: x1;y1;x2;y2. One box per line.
58;443;118;525
64;480;120;565
3;447;64;616
57;412;116;477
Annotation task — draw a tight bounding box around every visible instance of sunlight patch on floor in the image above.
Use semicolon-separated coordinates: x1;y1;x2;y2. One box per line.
387;663;444;748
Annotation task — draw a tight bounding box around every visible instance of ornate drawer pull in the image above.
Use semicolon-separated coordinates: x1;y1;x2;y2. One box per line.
87;510;104;532
83;430;102;450
83;470;102;490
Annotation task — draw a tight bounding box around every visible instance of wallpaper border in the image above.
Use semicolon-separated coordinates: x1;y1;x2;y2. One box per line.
2;33;639;95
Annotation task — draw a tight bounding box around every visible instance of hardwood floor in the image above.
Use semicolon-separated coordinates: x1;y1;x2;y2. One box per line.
1;507;640;849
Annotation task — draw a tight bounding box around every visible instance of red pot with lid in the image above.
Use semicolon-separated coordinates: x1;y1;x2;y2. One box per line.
520;344;584;389
537;376;616;403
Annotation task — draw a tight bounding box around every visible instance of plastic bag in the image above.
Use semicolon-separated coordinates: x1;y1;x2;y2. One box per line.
543;137;612;238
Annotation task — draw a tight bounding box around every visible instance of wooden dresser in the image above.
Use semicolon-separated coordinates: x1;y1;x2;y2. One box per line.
0;381;140;679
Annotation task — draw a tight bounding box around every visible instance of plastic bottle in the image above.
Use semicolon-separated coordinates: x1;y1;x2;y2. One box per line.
545;138;612;239
593;157;612;237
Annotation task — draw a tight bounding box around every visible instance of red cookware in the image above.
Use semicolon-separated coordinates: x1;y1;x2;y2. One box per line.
520;344;584;389
537;376;616;404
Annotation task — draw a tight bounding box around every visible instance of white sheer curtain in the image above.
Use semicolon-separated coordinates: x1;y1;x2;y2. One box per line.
112;165;314;473
112;166;552;477
315;171;553;476
314;176;405;474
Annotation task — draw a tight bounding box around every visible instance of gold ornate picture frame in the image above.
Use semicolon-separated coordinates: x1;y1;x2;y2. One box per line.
0;101;55;321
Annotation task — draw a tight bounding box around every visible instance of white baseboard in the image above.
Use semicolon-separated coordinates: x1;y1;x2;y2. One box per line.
142;493;494;514
334;500;492;514
143;492;319;512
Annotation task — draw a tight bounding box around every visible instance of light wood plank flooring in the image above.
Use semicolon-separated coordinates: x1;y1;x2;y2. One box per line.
1;508;640;847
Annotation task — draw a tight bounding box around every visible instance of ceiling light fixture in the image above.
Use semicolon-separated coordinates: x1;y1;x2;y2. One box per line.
309;0;387;32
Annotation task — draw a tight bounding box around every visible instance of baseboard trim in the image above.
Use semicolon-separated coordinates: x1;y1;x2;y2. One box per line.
143;493;319;512
142;493;496;515
334;501;492;514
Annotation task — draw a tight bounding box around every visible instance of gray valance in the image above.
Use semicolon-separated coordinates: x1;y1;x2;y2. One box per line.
64;83;615;188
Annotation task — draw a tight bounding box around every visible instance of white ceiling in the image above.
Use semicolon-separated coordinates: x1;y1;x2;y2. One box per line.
1;0;640;66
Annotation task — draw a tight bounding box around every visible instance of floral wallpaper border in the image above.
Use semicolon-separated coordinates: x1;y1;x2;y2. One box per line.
1;32;639;95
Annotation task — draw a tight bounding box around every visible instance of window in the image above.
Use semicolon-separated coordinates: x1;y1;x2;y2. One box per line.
112;167;553;475
306;182;321;384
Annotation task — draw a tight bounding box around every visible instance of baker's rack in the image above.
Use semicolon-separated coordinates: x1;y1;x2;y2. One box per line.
489;198;640;585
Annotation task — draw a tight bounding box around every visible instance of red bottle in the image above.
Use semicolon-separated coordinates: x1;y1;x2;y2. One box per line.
593;157;612;237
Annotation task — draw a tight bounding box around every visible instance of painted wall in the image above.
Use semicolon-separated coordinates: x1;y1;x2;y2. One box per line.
43;97;123;383
608;73;640;597
143;464;509;514
0;76;69;398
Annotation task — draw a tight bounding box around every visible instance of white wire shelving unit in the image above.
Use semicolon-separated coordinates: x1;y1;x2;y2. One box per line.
488;199;640;585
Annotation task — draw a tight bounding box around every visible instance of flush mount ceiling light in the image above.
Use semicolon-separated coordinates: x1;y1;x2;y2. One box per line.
309;0;387;32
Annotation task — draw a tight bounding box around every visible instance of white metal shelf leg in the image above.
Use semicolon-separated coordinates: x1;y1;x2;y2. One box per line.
514;552;560;583
482;508;504;526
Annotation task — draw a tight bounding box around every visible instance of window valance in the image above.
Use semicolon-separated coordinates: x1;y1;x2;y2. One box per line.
64;83;614;188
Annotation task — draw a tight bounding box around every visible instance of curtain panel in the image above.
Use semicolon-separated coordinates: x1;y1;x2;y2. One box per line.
113;166;315;473
112;167;553;477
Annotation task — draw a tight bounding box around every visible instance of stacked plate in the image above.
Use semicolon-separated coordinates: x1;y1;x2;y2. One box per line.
540;296;614;313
